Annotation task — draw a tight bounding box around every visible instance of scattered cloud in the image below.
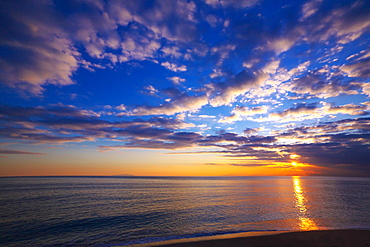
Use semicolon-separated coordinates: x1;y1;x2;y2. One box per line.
341;57;370;78
220;106;268;123
161;62;187;72
209;70;268;106
130;94;208;116
167;76;185;85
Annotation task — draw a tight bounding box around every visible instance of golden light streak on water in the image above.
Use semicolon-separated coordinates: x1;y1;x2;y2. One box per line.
292;176;318;230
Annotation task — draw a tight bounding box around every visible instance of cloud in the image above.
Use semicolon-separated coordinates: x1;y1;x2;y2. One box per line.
325;103;369;116
1;0;370;177
130;93;208;116
118;25;161;62
243;128;260;135
161;62;187;72
209;70;268;106
220;106;268;123
130;0;198;42
289;142;370;176
1;0;369;98
115;104;126;111
0;0;79;94
211;44;236;67
161;46;182;58
269;37;299;54
0;103;100;119
0;104;194;144
269;103;320;120
304;0;370;44
330;0;370;43
205;14;221;28
205;0;261;9
254;0;370;55
2;103;369;175
266;103;369;123
301;0;323;20
237;117;370;175
285;69;363;99
341;57;370;79
0;149;46;155
142;85;159;96
0;0;198;94
167;76;185;85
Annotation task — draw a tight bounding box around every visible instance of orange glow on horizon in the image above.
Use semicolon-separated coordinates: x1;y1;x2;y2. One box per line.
0;147;323;177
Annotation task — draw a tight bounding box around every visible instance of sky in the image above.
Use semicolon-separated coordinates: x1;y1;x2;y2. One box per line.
0;0;370;177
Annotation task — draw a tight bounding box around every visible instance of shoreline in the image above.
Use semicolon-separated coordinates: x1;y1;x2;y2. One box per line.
124;229;370;247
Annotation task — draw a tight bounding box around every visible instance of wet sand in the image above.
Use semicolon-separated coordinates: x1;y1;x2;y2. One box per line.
127;229;370;247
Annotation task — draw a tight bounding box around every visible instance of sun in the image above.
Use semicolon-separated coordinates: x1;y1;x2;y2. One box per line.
291;161;299;166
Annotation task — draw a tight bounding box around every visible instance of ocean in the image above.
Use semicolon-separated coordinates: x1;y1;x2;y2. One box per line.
1;176;370;246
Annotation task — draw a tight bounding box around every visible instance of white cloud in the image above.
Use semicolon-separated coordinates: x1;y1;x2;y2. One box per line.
219;106;268;123
263;102;369;123
269;38;296;54
300;0;323;20
130;94;208;116
143;85;159;96
206;14;220;27
211;44;236;67
206;0;261;8
161;62;187;72
161;46;182;58
115;104;126;111
262;60;280;74
167;76;186;85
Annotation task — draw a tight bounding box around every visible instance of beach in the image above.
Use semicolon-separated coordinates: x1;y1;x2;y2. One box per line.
128;230;370;247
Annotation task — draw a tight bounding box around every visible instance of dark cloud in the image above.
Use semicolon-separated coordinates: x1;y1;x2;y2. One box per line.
269;103;318;118
0;104;99;119
0;0;79;94
209;69;268;106
243;128;259;135
0;149;46;155
287;70;363;99
161;87;183;98
289;142;370;176
0;104;189;144
341;57;370;79
2;103;369;175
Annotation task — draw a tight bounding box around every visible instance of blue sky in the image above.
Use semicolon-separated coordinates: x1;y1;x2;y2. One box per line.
0;0;370;176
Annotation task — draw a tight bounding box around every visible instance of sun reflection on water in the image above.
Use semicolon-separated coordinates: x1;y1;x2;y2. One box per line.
292;176;318;230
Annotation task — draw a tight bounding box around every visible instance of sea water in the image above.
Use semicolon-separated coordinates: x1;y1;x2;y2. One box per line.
1;176;370;246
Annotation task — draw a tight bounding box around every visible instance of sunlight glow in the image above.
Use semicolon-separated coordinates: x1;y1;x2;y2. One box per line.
289;154;300;160
293;176;318;230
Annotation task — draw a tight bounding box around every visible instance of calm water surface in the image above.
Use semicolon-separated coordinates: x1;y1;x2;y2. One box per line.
0;176;370;246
